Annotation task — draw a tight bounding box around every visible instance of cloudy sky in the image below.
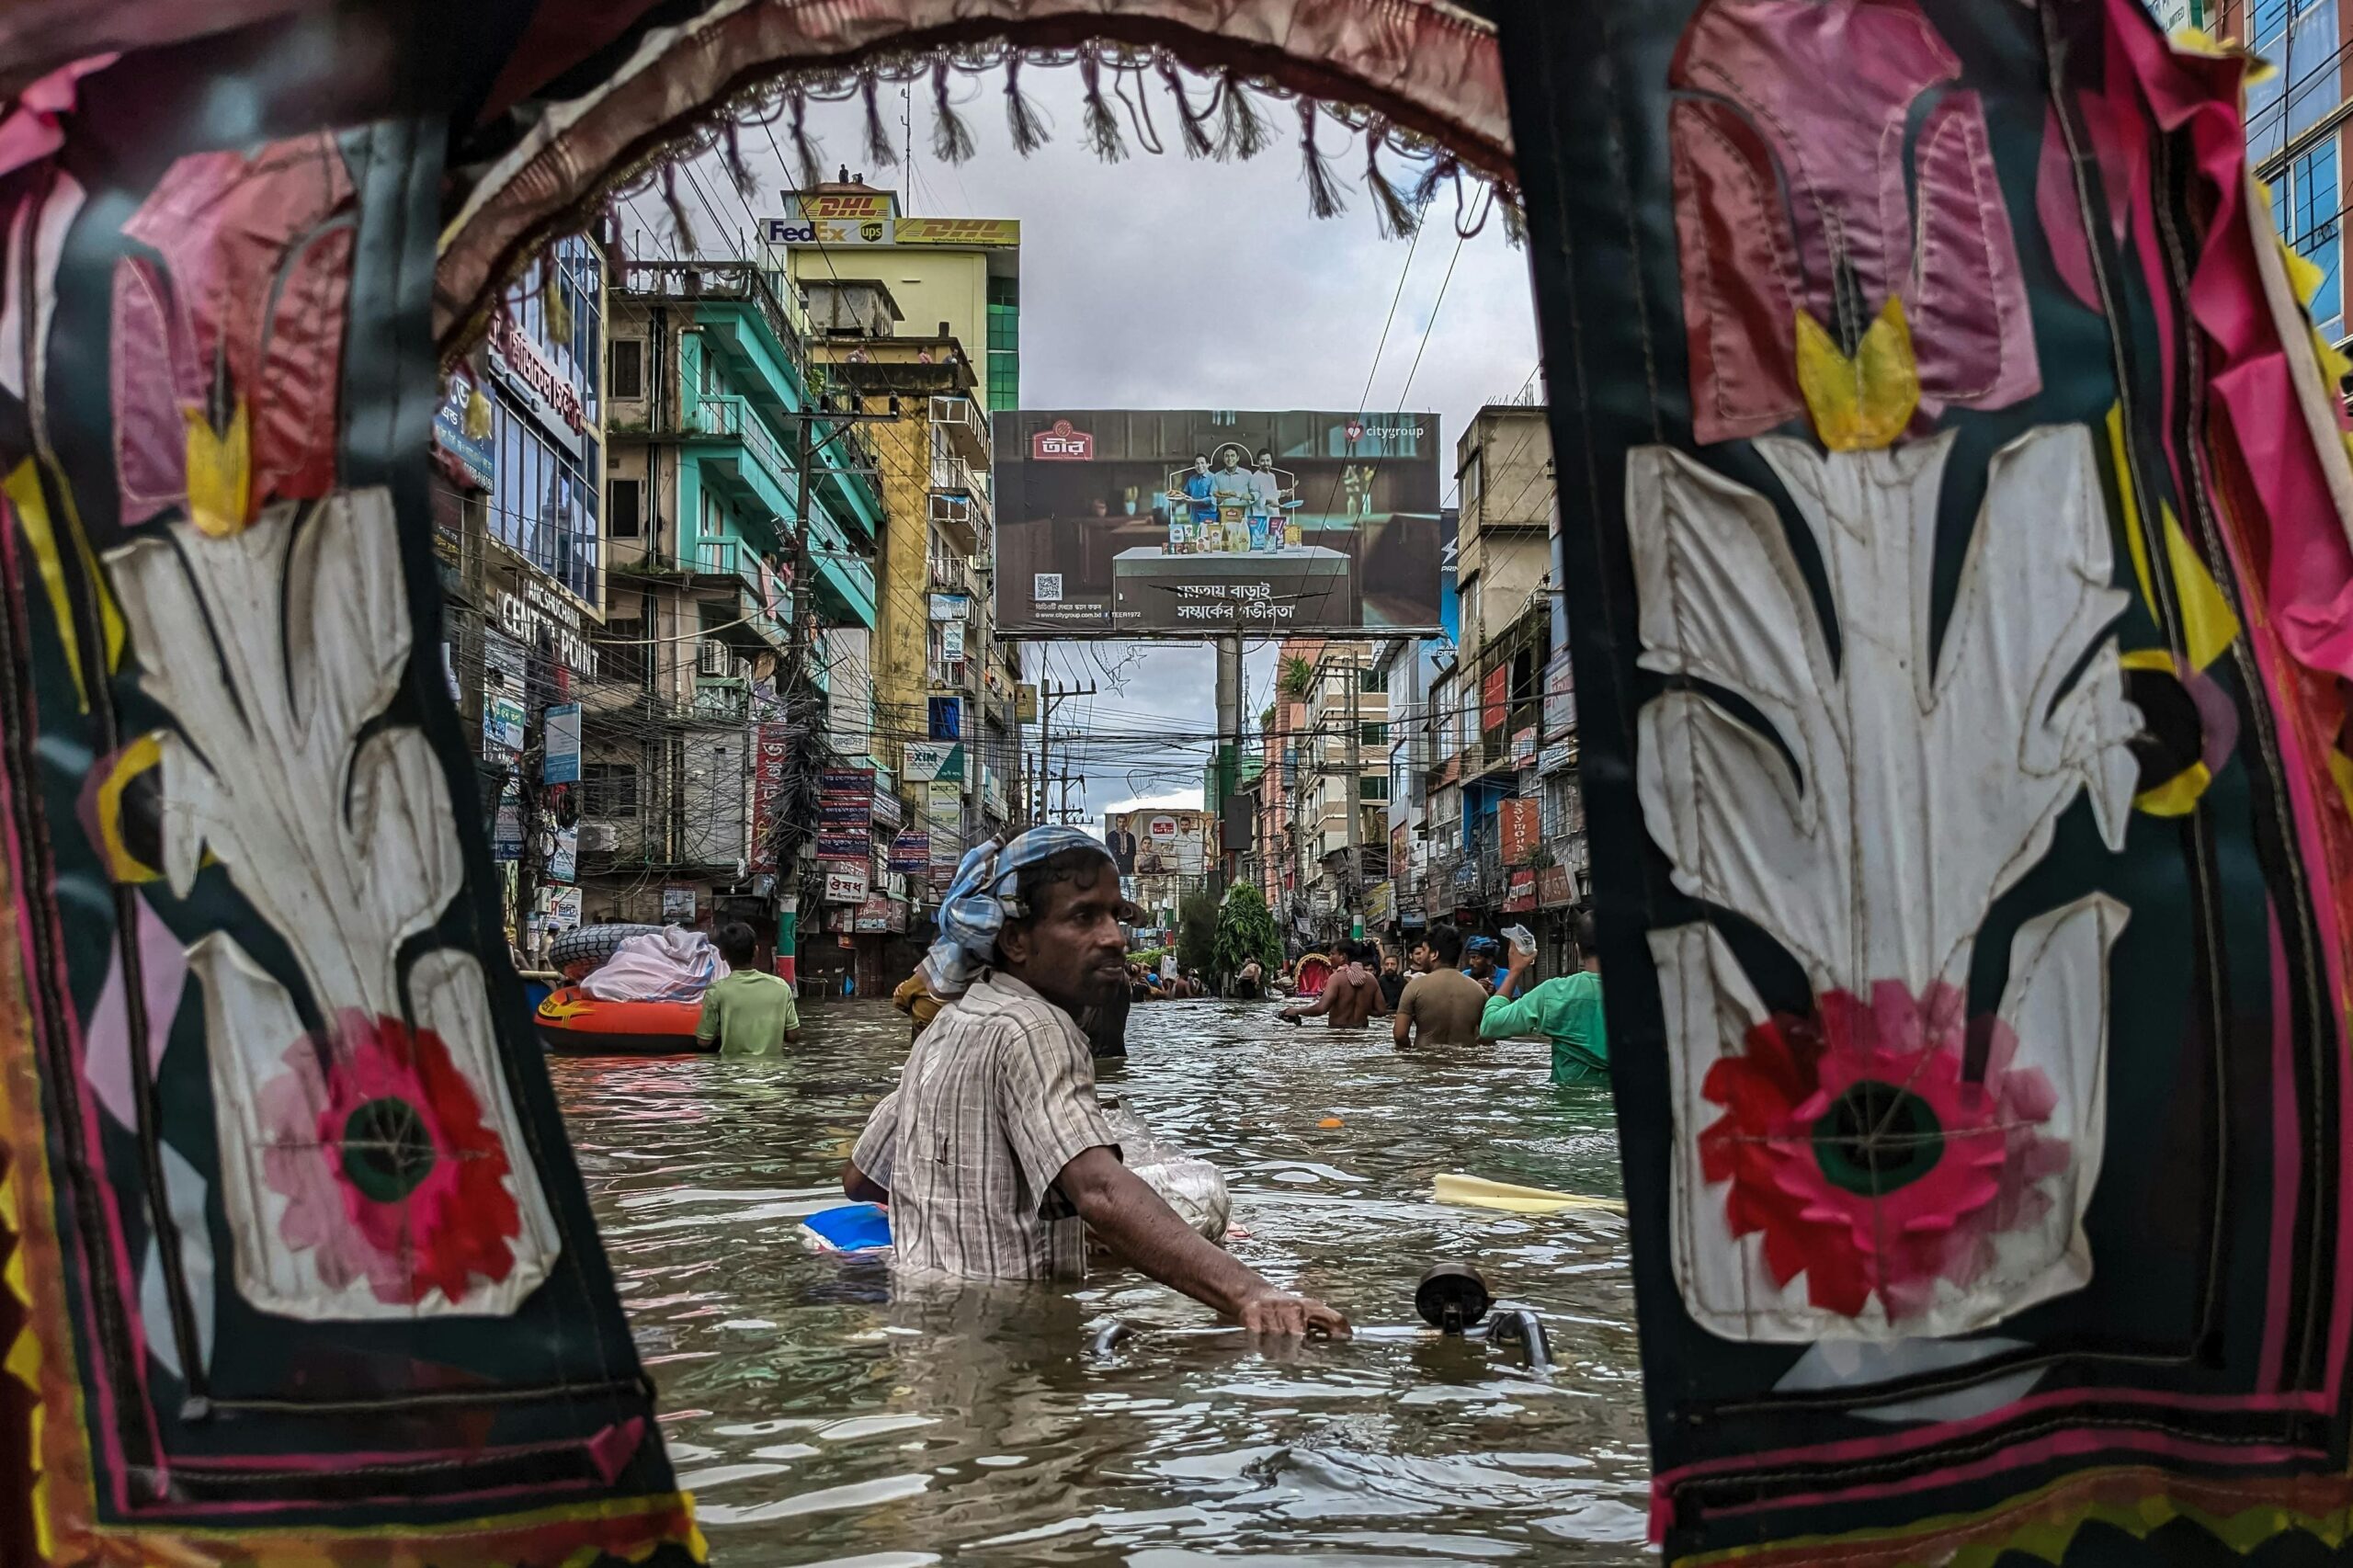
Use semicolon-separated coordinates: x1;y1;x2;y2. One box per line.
632;63;1541;827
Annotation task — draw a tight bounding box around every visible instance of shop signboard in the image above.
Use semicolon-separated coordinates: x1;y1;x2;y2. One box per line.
543;886;583;935
1499;797;1543;868
1483;665;1510;736
888;830;930;873
432;371;495;489
941;621;966;663
824;864;870;903
1364;880;1395;927
546;824;576;884
492;783;523;861
542;702;582;784
1503;869;1539;914
929;593;969;620
903;741;965;783
815;833;870;862
486;311;585;458
1540;742;1574;777
854;895;893;934
748;722;790;872
994;408;1443;636
1539;864;1574;908
1017;684;1039;722
494;579;600;678
483;631;527;756
1542;650;1577;740
1512;726;1539;769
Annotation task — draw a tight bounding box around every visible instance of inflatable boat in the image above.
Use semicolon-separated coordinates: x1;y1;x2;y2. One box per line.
534;985;710;1055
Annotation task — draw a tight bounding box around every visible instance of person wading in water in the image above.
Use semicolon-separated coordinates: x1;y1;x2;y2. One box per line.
842;828;1348;1335
1279;940;1390;1028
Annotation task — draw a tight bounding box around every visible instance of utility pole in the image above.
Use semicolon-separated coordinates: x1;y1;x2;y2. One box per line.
1032;679;1097;828
1346;644;1363;937
1215;633;1242;893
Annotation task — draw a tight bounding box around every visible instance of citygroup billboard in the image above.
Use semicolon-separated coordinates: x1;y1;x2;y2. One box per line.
995;410;1445;636
1104;809;1211;877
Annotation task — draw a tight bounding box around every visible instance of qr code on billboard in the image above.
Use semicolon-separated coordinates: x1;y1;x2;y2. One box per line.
1034;573;1063;604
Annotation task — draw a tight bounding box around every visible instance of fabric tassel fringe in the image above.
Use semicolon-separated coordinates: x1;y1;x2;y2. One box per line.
540;252;574;344
1215;71;1272;162
1363;119;1419;239
598;197;628;279
723;119;761;201
1080;53;1130;164
789;89;825;189
661;164;697;256
1299;101;1347;220
861;74;899;166
931;59;976;165
1158;60;1215;158
1005;54;1051;154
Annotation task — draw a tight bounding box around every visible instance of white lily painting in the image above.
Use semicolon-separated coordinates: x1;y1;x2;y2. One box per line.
1631;425;2139;1342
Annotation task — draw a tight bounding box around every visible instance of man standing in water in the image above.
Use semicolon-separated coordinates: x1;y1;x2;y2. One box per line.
842;828;1348;1335
1481;911;1608;1085
1279;941;1389;1028
695;922;801;1056
1392;925;1487;1050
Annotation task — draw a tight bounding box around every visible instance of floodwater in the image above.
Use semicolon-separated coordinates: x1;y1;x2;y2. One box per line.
552;997;1650;1566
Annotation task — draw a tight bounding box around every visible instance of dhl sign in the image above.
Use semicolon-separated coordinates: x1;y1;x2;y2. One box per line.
1031;419;1093;460
792;191;894;220
894;217;1019;246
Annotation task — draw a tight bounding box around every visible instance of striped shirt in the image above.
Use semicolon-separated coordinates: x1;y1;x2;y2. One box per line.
850;970;1120;1279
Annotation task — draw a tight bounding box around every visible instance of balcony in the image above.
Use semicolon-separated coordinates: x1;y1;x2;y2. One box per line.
684;393;796;518
928;553;977;599
618;260;806;372
929;455;992;547
930;394;990;466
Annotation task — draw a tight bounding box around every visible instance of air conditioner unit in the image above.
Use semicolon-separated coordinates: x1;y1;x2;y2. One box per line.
697;639;732;676
928;492;972;528
733;656;754;682
576;823;620;853
969;553;994;574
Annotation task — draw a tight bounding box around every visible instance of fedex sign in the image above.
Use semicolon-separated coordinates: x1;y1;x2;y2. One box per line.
1032;419;1094;460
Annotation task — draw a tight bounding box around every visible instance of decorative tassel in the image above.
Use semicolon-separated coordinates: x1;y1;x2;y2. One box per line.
1364;120;1419;239
598;196;629;278
1410;150;1461;214
1005;53;1051;154
1495;186;1529;248
1299;101;1347;220
464;383;493;441
931;58;976;165
1159;59;1214;158
861;74;899;167
540;252;574;345
661;163;697;256
788;88;824;189
1214;72;1271;161
1080;53;1129;163
724;119;761;201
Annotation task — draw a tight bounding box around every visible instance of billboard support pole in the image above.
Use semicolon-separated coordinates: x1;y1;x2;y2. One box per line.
1347;643;1363;933
1215;634;1242;893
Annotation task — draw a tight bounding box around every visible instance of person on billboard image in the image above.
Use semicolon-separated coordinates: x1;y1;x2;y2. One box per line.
1209;446;1256;551
1248;449;1287;551
1107;817;1138;873
1169;455;1215;554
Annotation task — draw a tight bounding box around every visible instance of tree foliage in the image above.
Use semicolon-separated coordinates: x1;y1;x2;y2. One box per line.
1211;883;1283;992
1176;890;1220;981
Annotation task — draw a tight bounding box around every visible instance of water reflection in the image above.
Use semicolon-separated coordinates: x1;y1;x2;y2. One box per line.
553;998;1648;1563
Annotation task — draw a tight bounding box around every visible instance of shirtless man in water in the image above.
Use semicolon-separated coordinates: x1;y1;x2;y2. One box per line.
1279;941;1391;1028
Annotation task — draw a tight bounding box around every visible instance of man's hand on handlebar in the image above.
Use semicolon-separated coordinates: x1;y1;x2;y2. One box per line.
1232;1285;1352;1338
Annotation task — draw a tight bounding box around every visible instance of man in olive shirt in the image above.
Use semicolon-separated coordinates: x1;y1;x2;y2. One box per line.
1481;912;1608;1084
1392;925;1488;1049
696;922;802;1057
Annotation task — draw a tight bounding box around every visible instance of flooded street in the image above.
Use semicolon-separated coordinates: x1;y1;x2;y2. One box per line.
554;999;1650;1565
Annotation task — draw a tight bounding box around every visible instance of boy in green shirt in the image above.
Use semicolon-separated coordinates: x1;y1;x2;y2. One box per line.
1480;911;1606;1085
696;922;803;1057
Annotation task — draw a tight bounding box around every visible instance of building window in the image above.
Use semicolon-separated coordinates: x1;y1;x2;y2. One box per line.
1461;447;1483;513
609;477;642;539
1358;775;1391;802
2247;0;2338;159
582;761;639;819
600;618;647;684
1359;721;1390;747
2273;139;2344;339
609;338;644;401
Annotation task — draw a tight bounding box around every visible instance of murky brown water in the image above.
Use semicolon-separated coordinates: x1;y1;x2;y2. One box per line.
552;997;1650;1565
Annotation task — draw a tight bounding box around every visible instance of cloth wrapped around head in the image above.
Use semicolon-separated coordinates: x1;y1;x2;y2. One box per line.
923;825;1119;996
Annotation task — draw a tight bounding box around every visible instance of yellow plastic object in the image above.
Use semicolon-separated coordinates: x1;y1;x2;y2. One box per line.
1793;296;1920;451
1433;1172;1625;1215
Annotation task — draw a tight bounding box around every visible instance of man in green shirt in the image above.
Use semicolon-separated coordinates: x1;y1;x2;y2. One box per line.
1480;911;1606;1085
696;922;802;1057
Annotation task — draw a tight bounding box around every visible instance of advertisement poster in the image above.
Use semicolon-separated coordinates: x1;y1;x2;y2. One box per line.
1499;797;1543;868
543;886;584;935
903;741;965;782
483;631;527;755
994;409;1444;635
1104;810;1211;876
663;886;699;922
542;701;582;784
492;782;523;861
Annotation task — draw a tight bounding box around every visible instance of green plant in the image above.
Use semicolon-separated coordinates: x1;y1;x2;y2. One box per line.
1211;883;1283;992
1176;890;1221;981
1279;654;1316;700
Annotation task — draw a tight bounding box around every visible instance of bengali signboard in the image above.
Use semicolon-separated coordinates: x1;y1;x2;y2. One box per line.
903;741;965;783
1539;864;1574;908
1499;797;1542;868
748;721;790;871
824;864;870;903
1503;869;1539;914
1512;726;1539;769
542;702;582;785
1482;665;1511;737
888;829;931;873
817;767;874;863
995;408;1443;636
1542;650;1577;740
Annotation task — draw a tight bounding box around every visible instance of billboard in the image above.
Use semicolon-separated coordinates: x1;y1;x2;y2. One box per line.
1104;809;1211;877
995;409;1445;635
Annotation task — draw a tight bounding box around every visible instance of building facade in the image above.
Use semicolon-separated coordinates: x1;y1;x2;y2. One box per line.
2209;0;2350;358
592;254;890;985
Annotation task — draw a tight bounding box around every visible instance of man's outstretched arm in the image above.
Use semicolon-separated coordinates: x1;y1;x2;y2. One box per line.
1056;1146;1349;1337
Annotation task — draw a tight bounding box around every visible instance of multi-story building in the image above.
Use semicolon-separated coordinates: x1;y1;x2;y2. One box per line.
592;255;888;983
779;176;1022;410
2209;1;2347;354
794;279;1022;985
1285;643;1391;940
432;234;608;961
